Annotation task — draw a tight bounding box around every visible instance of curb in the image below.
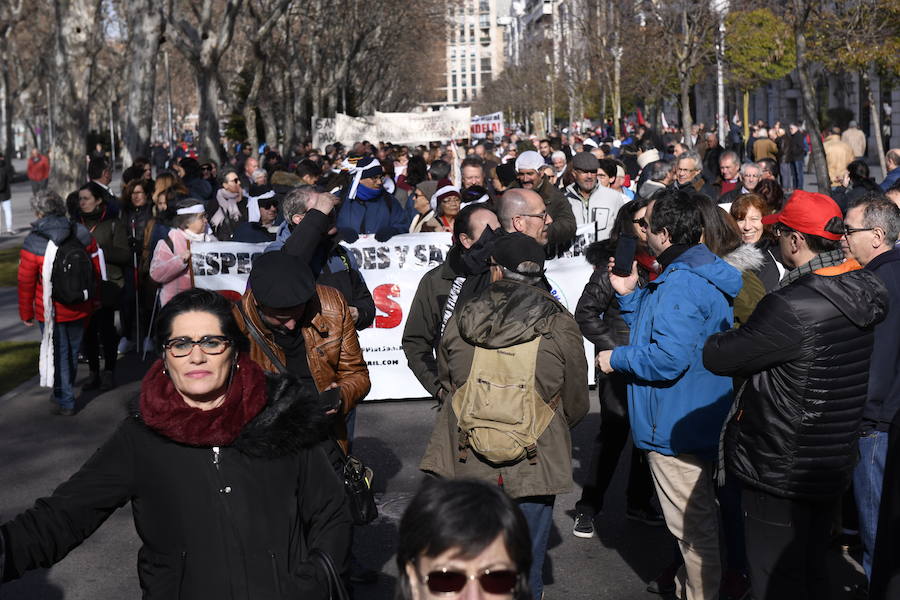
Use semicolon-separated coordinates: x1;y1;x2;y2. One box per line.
0;374;41;403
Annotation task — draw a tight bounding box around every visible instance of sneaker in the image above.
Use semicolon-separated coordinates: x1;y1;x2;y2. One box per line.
100;371;116;392
626;505;665;527
572;511;595;538
50;405;76;417
720;569;750;600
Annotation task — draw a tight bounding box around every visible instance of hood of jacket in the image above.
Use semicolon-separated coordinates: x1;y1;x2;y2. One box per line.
32;214;75;244
456;278;565;349
798;268;888;329
722;243;765;273
656;243;743;300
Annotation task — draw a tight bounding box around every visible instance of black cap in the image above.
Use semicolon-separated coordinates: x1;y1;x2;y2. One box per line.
496;162;518;187
249;252;315;308
491;232;545;274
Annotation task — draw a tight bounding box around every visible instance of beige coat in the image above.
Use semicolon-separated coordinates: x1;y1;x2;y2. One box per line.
842;127;867;159
824;134;856;184
419;278;589;499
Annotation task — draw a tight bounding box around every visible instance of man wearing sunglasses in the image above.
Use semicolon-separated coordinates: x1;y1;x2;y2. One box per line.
703;190;889;600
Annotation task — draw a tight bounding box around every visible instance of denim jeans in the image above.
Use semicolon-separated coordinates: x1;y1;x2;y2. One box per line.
518;495;555;599
854;429;888;579
792;160;805;191
40;319;86;410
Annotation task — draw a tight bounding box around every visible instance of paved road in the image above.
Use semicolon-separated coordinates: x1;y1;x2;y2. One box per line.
0;162;874;599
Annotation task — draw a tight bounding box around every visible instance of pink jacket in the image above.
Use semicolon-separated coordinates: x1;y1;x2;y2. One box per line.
149;229;194;306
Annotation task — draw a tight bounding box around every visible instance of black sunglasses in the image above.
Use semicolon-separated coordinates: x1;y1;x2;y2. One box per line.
423;568;518;595
632;217;648;228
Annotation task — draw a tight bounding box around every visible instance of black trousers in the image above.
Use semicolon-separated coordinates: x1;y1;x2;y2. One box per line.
742;486;836;600
576;374;654;515
83;306;118;374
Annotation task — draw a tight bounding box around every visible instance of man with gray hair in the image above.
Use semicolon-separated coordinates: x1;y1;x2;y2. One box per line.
268;186;374;329
18;190;101;416
716;150;742;199
841;192;900;580
718;162;763;209
639;160;673;200
551;150;568;189
673;151;717;200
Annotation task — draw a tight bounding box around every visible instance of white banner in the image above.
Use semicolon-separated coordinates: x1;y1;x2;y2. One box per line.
470;111;504;140
374;108;472;144
334;113;379;147
190;234;595;400
312;117;336;151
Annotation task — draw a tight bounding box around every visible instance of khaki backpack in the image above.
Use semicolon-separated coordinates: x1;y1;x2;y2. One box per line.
451;336;560;466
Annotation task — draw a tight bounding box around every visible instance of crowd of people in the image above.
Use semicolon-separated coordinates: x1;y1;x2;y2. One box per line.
6;120;900;600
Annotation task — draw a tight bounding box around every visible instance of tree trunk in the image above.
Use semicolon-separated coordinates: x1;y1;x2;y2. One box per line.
196;68;225;165
862;71;887;176
792;0;829;193
742;89;750;142
121;0;163;167
49;0;102;194
243;65;264;152
0;58;12;159
281;73;295;151
612;45;622;138
259;98;278;148
681;81;694;148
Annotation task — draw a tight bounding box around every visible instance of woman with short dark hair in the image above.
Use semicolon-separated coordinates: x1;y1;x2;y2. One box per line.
396;478;532;600
1;288;351;597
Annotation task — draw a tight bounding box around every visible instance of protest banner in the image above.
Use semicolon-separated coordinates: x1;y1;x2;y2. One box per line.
374;108;471;144
470;111;504;141
335;113;379;147
312;117;336;151
190;233;594;400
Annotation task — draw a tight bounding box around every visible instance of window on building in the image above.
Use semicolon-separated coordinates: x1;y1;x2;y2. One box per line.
462;89;468;102
452;74;457;87
453;89;458;103
479;0;489;13
471;73;476;86
481;57;491;72
480;14;490;29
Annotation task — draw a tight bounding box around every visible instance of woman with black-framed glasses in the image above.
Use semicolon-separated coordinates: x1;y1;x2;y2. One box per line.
0;288;351;598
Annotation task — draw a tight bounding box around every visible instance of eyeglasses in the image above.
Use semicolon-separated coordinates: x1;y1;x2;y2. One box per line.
676;167;698;174
163;335;231;357
632;217;648;228
423;568;518;595
518;211;548;221
225;178;240;184
843;226;874;236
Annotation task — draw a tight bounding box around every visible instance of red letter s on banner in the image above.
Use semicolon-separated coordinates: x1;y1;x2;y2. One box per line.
373;283;402;328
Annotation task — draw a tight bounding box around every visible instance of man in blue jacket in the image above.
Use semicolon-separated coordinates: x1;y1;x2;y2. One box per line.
336;155;414;242
596;189;742;600
843;193;900;581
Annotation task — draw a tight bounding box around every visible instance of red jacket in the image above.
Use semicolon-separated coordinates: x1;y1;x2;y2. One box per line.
18;216;100;323
26;155;50;182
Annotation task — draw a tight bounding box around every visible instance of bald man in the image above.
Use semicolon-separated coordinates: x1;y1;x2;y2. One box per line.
496;188;555;246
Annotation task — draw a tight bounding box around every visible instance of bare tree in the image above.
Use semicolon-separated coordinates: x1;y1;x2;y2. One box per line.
120;0;165;166
167;0;244;164
0;0;26;159
49;0;103;193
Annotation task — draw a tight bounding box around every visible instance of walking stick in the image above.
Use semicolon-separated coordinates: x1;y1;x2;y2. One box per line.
130;220;141;354
142;289;161;361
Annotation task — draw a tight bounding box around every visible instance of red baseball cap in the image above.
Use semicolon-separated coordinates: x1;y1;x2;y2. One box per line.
761;190;843;241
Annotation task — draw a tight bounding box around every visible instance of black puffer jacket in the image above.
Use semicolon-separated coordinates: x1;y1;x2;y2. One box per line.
703;268;888;500
574;240;649;354
0;370;350;599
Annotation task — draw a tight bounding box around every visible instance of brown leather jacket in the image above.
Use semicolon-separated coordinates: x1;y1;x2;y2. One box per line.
233;284;371;452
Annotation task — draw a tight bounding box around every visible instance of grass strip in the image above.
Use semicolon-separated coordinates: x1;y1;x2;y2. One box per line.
0;341;40;397
0;247;21;286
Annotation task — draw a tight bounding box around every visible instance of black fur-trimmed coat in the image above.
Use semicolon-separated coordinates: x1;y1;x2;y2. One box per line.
0;373;351;599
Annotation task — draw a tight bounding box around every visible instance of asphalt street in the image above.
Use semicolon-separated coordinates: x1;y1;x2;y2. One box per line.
0;164;872;599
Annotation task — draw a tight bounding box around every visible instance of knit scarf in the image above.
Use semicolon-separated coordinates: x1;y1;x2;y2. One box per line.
778;249;846;289
139;353;268;447
211;188;241;228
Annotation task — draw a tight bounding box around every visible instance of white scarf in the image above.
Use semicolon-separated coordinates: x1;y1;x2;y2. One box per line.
182;228;212;243
211;189;241;228
246;189;275;223
39;241;58;388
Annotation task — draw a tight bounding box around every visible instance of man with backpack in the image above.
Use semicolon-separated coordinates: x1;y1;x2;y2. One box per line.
420;232;589;599
18;190;100;416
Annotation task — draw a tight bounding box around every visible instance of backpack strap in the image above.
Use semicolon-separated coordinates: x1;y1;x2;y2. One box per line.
237;302;288;374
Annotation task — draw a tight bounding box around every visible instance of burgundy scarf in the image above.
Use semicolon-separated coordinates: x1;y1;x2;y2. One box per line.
140;353;268;447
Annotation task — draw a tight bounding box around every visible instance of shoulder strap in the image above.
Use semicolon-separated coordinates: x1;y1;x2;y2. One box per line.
237;302;288;374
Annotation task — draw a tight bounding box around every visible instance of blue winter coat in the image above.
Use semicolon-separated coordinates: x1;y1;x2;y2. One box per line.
336;189;413;236
610;244;743;459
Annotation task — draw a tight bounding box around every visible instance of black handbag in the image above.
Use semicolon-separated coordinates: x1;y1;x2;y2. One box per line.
310;549;351;600
332;438;378;526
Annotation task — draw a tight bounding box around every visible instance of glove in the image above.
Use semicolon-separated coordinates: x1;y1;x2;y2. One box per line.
337;227;359;244
374;227;394;243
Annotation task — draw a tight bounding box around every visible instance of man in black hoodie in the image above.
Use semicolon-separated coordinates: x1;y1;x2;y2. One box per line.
703;191;889;600
402;203;499;399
